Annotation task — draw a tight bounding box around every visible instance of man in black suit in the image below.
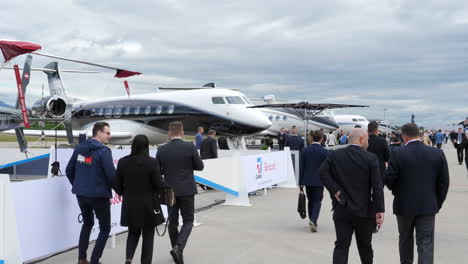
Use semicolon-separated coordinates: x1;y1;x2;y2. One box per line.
156;121;204;264
320;128;385;264
285;125;305;152
385;123;449;264
367;121;390;180
299;130;328;232
453;128;467;165
200;129;218;160
277;128;286;150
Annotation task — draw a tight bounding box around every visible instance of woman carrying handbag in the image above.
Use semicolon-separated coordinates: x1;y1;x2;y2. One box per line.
115;135;165;264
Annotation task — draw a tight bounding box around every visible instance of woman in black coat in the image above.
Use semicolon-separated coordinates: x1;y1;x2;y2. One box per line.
115;135;165;264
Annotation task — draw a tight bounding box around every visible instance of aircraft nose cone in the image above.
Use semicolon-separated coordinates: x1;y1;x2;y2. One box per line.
257;111;272;129
312;116;339;129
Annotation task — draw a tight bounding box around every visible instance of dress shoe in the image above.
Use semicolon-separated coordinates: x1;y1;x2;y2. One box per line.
170;245;184;264
78;259;89;264
309;221;317;233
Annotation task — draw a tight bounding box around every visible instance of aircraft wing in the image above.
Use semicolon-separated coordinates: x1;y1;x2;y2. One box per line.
0;129;132;139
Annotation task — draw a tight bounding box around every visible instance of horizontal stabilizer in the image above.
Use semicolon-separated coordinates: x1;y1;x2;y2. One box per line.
3;67;100;73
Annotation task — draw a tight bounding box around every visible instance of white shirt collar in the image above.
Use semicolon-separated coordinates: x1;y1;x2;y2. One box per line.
312;142;321;145
405;139;421;146
171;137;183;140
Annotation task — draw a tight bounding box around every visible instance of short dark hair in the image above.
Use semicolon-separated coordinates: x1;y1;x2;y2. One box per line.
368;121;379;133
169;121;184;135
401;123;420;138
92;122;110;137
208;129;216;136
310;130;323;142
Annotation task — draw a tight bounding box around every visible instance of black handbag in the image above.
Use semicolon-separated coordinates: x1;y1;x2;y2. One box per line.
160;185;175;207
297;187;307;219
156;185;175;237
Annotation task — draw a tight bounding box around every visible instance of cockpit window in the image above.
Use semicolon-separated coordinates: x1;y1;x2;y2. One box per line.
358;118;366;122
212;97;225;104
241;96;251;104
225;96;245;104
352;118;358;122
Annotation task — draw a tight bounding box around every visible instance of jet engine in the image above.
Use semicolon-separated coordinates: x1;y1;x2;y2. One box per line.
31;96;67;118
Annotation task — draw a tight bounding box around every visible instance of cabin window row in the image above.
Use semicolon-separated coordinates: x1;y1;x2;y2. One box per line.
268;115;288;121
86;105;175;117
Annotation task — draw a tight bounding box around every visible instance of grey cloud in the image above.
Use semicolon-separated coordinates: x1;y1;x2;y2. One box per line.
1;0;468;129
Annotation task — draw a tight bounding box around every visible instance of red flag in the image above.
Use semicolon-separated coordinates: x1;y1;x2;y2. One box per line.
14;65;30;128
0;40;41;62
124;80;130;97
115;69;142;78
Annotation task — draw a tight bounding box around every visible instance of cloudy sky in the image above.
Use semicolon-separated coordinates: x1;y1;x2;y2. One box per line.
1;0;468;128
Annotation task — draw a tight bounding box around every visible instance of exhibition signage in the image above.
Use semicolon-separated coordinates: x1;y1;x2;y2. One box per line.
11;177;126;262
13;148;159;262
242;151;289;193
0;174;22;264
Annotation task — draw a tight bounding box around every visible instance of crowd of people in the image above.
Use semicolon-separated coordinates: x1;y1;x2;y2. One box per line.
63;120;463;264
66;121;205;264
297;122;452;264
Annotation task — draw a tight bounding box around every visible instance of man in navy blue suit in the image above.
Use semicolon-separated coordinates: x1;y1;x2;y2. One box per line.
299;130;328;232
386;123;449;264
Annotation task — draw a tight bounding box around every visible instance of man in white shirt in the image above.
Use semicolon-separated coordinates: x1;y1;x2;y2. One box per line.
326;131;337;147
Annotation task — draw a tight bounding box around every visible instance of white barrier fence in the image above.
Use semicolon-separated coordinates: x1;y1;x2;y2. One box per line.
0;174;22;264
196;148;296;206
0;147;296;262
11;177;126;262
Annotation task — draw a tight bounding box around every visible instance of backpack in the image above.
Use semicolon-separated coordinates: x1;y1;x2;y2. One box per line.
339;135;348;144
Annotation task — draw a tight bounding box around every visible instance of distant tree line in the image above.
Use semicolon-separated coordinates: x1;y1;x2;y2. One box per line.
26;121;65;130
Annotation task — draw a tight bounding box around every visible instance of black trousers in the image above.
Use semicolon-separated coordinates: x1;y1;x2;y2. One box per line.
126;225;155;264
332;206;375;264
456;145;464;163
305;186;324;224
169;195;195;250
436;143;442;149
397;215;435;264
76;195;111;264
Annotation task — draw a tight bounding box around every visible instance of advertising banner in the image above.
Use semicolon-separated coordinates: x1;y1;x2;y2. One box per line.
14;148;159;262
242;151;288;193
11;177;126;262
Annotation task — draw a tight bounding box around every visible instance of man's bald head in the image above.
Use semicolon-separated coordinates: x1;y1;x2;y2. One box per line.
348;128;369;149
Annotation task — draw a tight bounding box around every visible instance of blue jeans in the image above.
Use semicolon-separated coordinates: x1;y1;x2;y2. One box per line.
76;195;111;264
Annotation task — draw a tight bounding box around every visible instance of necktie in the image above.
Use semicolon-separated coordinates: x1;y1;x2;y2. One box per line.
458;133;462;144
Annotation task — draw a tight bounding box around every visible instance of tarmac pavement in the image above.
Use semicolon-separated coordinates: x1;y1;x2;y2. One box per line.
37;144;468;264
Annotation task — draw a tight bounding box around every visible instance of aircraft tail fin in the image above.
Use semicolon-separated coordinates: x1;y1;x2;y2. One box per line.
43;62;67;97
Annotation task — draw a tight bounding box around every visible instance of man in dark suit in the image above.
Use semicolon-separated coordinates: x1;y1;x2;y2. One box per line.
367;121;390;179
277;128;285;150
453;128;467;165
156;121;204;264
200;130;218;160
320;128;385;264
199;129;218;190
385;123;449;264
299;130;328;232
285;125;305;152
